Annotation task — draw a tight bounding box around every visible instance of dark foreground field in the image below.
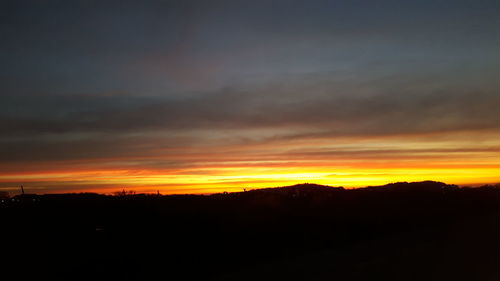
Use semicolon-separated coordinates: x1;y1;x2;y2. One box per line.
3;181;500;280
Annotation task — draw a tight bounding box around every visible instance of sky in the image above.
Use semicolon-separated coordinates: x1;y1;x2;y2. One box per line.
1;0;500;194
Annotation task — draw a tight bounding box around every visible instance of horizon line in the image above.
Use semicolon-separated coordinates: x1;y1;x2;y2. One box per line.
7;180;500;197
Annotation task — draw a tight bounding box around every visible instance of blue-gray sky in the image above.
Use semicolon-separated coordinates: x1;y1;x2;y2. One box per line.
1;0;500;193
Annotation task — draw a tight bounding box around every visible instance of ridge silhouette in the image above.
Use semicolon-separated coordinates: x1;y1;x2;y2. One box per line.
3;180;500;281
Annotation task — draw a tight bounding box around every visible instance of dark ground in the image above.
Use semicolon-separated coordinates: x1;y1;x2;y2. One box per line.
3;181;500;280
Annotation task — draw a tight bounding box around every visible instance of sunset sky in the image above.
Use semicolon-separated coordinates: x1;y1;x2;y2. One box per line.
1;0;500;194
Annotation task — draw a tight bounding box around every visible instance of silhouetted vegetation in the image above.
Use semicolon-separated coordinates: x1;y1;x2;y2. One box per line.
3;181;500;280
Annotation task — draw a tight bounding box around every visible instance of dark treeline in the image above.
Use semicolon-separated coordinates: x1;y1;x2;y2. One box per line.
3;181;500;280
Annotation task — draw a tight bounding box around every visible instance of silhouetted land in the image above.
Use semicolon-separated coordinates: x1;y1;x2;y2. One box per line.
4;181;500;280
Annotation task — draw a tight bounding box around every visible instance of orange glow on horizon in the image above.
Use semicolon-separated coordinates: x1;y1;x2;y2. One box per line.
2;131;500;195
2;163;500;195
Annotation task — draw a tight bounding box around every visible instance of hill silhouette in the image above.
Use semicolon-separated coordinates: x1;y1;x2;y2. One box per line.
3;181;500;281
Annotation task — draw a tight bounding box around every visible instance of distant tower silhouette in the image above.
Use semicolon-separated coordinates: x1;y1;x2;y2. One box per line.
21;185;25;195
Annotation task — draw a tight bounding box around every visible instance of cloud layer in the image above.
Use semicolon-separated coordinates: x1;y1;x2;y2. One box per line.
1;0;500;193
